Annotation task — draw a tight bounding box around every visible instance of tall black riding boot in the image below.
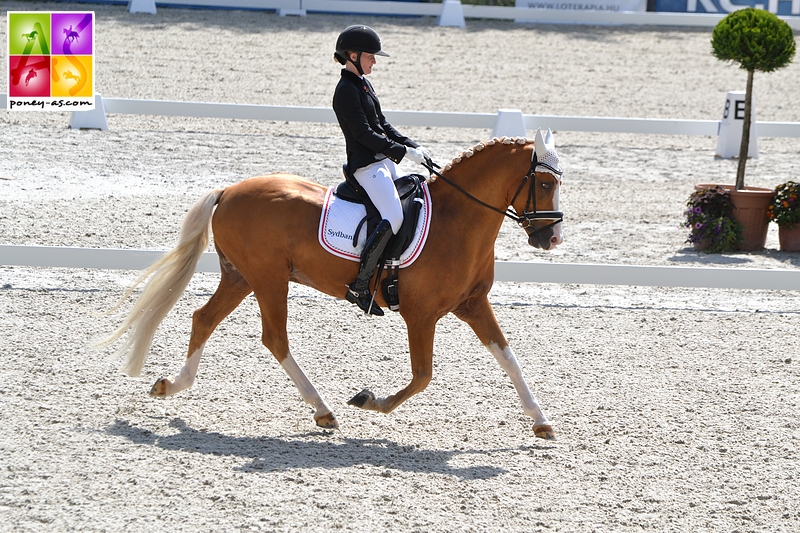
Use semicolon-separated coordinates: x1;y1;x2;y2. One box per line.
346;219;393;316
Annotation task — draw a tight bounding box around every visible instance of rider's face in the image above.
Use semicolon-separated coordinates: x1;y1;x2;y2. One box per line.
348;52;376;75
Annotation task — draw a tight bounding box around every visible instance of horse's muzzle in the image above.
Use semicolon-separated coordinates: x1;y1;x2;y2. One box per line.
527;225;562;250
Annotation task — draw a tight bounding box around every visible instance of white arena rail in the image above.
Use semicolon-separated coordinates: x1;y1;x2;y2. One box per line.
101;0;800;30
78;98;800;138
3;94;798;137
1;245;799;290
95;98;800;137
3;94;798;288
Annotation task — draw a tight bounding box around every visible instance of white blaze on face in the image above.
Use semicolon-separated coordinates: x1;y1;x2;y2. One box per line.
551;179;563;246
534;128;564;248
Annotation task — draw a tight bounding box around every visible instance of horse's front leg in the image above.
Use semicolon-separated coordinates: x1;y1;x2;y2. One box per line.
253;280;338;429
454;296;556;440
279;352;338;429
347;321;435;414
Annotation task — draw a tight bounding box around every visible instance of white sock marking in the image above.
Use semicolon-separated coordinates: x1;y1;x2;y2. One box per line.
280;353;333;417
487;342;549;426
167;342;205;395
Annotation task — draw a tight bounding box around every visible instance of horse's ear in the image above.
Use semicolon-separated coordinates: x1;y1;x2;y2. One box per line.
534;128;547;159
544;128;555;150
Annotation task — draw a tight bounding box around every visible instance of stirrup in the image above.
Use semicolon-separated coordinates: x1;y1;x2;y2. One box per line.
346;286;384;316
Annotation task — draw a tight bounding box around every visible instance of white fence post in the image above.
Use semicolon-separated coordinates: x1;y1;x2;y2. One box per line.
279;0;306;16
69;94;108;130
493;109;527;138
438;0;466;28
128;0;157;14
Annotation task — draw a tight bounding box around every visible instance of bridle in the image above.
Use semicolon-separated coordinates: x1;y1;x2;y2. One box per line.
422;150;563;238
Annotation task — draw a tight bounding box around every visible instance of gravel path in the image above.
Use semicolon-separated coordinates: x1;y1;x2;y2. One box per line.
1;3;799;532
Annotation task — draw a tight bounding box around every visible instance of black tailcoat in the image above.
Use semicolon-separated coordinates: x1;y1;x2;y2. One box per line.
333;69;418;172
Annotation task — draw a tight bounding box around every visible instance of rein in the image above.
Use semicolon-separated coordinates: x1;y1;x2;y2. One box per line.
421;152;563;236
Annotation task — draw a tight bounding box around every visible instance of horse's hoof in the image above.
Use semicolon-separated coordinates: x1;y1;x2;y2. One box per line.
314;412;339;430
347;389;375;408
533;424;557;440
149;379;168;397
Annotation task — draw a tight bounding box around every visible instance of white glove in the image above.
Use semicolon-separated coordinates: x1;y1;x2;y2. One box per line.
405;146;428;165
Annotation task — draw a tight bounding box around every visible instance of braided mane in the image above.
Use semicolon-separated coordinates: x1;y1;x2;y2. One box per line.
430;136;530;183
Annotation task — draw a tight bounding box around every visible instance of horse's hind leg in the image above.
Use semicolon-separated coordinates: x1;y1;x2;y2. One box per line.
454;296;556;440
151;257;252;397
348;316;436;414
251;278;338;429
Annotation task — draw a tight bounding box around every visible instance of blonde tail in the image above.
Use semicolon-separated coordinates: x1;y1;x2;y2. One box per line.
93;190;224;376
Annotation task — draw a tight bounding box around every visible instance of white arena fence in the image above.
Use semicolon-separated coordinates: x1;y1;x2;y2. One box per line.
2;93;799;289
2;245;800;290
99;0;800;30
1;94;799;137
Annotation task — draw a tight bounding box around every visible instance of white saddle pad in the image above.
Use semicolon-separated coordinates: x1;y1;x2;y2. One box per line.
318;182;431;267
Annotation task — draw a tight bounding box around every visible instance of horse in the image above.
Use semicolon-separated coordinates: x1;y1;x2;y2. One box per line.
25;69;37;86
96;128;564;440
64;26;80;43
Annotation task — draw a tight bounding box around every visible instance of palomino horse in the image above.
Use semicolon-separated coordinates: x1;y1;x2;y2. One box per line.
97;128;564;440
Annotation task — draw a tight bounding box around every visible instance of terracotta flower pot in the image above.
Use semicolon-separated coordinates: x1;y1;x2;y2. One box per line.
779;224;800;252
729;187;775;251
693;184;774;251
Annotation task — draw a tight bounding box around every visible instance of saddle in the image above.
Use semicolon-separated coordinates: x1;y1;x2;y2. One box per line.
334;165;427;311
335;165;427;261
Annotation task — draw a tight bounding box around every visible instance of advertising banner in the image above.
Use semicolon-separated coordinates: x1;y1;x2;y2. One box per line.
655;0;799;14
515;0;647;13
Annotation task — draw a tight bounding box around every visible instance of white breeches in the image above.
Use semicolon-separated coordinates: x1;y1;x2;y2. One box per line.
353;159;403;235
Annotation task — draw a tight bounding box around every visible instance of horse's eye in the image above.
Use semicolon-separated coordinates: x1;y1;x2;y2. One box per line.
541;182;552;191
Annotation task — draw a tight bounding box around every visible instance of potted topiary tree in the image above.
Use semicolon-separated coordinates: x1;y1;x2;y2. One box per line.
709;8;796;251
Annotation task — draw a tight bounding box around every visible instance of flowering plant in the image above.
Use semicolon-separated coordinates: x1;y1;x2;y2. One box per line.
683;186;742;253
767;181;800;229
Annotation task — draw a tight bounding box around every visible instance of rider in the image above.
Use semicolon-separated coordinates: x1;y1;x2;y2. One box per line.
332;25;430;316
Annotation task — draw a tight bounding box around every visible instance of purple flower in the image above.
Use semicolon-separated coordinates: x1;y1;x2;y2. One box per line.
694;207;702;214
695;222;703;229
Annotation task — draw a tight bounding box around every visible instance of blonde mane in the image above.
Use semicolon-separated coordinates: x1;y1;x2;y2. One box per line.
431;136;531;181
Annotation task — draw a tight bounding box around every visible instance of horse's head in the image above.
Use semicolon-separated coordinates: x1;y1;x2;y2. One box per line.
433;130;563;251
518;128;563;251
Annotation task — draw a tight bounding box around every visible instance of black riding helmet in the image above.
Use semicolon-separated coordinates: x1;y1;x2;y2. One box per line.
334;25;389;76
